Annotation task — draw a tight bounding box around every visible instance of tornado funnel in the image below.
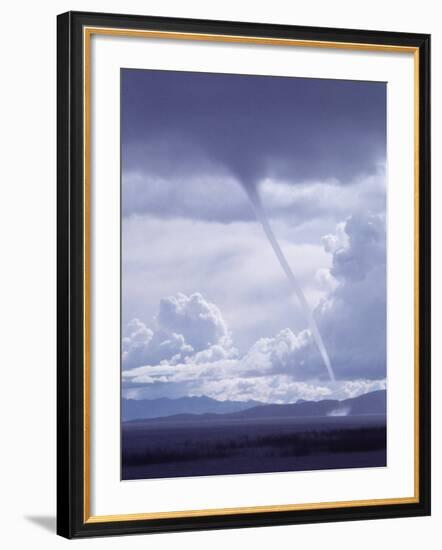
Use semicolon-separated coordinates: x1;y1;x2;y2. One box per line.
243;183;336;383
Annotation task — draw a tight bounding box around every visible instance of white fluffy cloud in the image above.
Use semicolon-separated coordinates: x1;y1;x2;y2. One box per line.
122;293;236;370
316;212;386;378
156;292;232;351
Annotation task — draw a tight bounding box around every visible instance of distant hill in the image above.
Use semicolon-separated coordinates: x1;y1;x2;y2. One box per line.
122;395;264;421
226;389;386;420
124;390;386;424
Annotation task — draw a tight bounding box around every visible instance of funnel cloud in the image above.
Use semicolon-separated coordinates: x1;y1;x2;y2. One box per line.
241;181;336;382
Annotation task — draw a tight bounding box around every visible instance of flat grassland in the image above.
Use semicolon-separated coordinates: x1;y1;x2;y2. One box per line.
122;414;386;480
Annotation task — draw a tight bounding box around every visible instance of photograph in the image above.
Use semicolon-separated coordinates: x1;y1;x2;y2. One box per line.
120;69;388;481
1;0;437;547
55;10;430;538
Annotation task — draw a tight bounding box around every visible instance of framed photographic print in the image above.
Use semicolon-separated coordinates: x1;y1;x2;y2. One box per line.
57;11;431;538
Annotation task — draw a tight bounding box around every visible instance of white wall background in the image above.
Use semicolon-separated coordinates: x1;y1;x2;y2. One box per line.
0;0;439;547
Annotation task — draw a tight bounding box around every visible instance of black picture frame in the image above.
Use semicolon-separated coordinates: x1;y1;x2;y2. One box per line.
57;10;431;539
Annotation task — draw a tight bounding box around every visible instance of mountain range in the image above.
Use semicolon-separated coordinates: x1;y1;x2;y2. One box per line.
123;390;386;423
122;395;263;421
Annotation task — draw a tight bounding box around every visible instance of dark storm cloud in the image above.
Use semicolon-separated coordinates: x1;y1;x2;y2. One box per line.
122;68;386;188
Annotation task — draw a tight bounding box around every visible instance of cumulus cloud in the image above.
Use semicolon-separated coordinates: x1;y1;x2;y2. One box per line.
122;318;194;370
239;328;313;377
328;214;386;282
157;292;232;351
315;212;386;379
322;221;348;254
122;293;236;370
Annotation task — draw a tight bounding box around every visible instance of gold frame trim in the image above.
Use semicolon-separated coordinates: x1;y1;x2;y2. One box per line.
83;26;420;524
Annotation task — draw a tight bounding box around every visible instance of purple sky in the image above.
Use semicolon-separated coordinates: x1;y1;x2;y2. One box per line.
121;69;387;404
